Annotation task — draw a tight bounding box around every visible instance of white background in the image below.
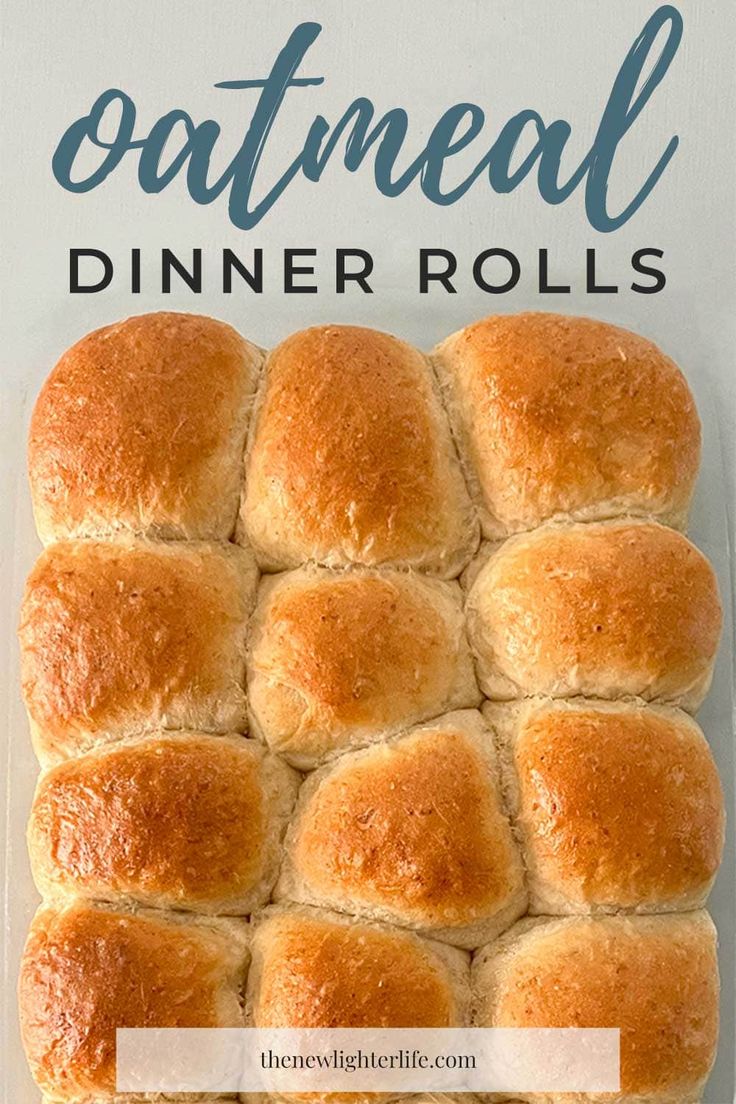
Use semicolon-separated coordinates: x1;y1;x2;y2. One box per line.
1;2;734;1101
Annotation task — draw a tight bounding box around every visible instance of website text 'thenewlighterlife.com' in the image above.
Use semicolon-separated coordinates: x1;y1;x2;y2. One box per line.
116;1027;620;1094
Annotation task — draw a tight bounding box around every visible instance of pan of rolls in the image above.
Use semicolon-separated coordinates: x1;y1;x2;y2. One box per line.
17;310;725;1103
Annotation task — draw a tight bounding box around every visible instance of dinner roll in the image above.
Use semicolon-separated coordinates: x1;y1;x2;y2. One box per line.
247;566;480;768
486;699;724;914
276;712;525;947
40;1098;236;1103
433;312;701;538
246;905;469;1027
19;539;257;765
390;1098;481;1104
241;325;478;576
19;901;249;1103
28;732;298;915
472;911;719;1104
466;520;721;710
28;312;262;544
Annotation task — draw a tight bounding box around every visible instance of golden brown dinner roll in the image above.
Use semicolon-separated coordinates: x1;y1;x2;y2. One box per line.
276;712;525;947
487;699;724;914
241;325;478;576
466;520;721;710
41;1097;237;1103
29;311;262;544
433;312;701;538
19;539;257;765
472;911;719;1104
28;732;299;915
19;901;249;1103
247;566;480;768
392;1098;479;1103
246;905;469;1028
390;1098;481;1104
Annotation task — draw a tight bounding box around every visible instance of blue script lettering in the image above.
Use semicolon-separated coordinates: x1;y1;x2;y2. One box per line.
52;6;683;232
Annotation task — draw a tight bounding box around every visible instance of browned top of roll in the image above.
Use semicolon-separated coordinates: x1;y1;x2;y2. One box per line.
242;325;477;575
28;733;297;914
247;567;478;766
19;902;248;1101
250;907;466;1028
19;539;255;764
284;714;524;938
474;912;719;1099
467;520;722;709
498;701;724;910
28;312;261;543
434;312;701;535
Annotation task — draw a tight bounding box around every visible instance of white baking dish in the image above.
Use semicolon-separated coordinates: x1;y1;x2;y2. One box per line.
1;330;733;1104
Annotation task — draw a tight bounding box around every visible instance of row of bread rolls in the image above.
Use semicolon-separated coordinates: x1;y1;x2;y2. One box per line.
25;706;723;929
19;312;724;1104
28;313;700;559
19;525;722;768
21;898;719;1104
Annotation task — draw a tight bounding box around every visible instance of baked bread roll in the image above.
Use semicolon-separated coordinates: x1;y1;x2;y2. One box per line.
247;566;479;768
466;520;721;710
38;1097;236;1102
276;711;525;947
472;911;719;1104
28;311;262;544
486;699;724;914
39;1098;236;1103
19;901;249;1103
433;312;701;538
241;325;478;576
387;1098;481;1104
19;539;257;765
246;904;469;1028
28;732;298;915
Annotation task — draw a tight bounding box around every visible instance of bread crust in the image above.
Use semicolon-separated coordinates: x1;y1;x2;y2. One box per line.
472;911;719;1104
19;539;257;764
276;711;526;947
28;732;299;915
246;904;470;1029
241;325;479;576
246;565;480;768
19;901;249;1103
486;698;725;914
433;312;701;539
466;520;722;710
29;312;263;543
